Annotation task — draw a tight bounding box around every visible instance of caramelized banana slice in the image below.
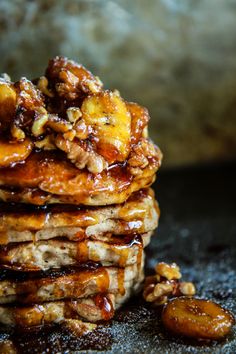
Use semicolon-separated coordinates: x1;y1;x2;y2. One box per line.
81;91;131;163
162;297;235;340
0;138;33;167
0;81;16;131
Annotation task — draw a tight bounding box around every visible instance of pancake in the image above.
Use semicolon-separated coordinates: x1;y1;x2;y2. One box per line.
0;262;144;305
0;296;115;326
0;282;141;326
0;232;151;271
0;189;159;244
0;139;161;206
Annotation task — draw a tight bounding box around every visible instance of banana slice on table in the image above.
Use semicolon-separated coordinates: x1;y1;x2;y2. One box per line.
162;297;235;340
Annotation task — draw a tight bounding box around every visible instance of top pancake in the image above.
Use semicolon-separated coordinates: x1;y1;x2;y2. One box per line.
0;57;162;205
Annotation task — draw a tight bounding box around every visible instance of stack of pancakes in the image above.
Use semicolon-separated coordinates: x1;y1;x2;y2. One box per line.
0;57;162;328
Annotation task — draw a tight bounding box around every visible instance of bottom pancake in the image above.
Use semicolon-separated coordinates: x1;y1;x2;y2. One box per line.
0;276;142;327
0;264;143;327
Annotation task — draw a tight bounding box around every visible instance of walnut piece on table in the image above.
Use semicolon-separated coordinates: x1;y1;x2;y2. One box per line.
143;262;196;306
63;319;97;336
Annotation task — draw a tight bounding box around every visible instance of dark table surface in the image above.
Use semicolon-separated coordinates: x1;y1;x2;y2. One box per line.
0;163;235;353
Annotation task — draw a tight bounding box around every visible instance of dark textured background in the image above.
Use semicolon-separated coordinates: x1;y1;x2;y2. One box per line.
0;163;235;353
0;0;236;167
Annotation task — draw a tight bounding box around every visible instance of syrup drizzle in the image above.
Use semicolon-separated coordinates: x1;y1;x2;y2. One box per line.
94;294;114;321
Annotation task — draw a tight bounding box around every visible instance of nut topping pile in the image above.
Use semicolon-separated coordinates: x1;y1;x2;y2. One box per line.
143;262;196;305
0;57;158;175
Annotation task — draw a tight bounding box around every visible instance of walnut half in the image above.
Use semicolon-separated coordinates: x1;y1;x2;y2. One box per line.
143;262;196;306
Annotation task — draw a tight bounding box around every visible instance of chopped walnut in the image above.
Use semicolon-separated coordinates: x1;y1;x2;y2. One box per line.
155;262;181;280
10;124;25;140
47;114;73;133
128;148;148;176
46;56;103;100
15;78;44;111
179;282;196;296
63;319;97;336
34;135;56;150
128;138;158;175
74;118;91;140
55;136;108;173
31;111;49;137
37;76;54;97
63;130;76;141
143;262;196;306
66;107;82;123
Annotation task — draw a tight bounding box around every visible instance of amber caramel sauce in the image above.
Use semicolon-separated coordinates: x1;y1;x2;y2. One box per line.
94;294;114;321
0;231;8;245
76;240;89;263
0;212;46;232
108;234;143;268
116;247;129;268
126;102;149;145
0;139;33;168
134;234;143;276
118;199;146;220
